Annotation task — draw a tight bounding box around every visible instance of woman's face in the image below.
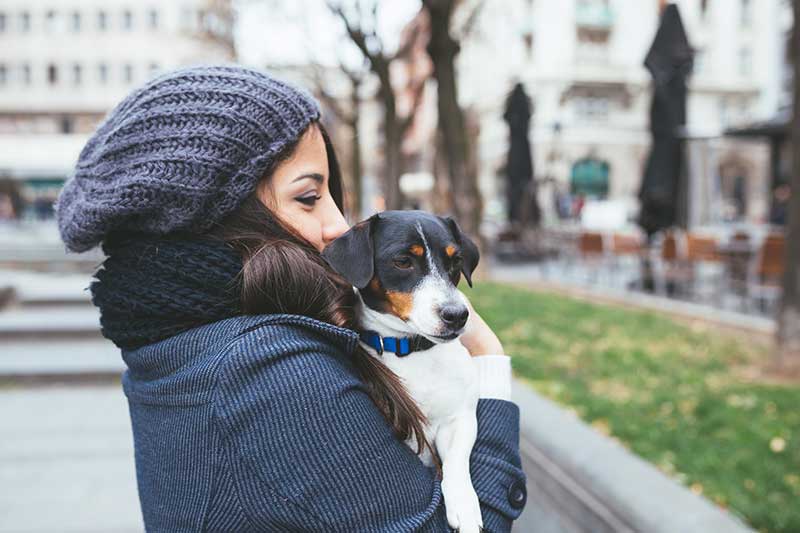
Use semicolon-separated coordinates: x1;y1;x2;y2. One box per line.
257;125;350;252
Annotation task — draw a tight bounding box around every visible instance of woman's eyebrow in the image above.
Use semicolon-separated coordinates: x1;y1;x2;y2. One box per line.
292;173;324;184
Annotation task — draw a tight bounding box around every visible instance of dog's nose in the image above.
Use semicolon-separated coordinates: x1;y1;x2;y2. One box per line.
439;304;469;330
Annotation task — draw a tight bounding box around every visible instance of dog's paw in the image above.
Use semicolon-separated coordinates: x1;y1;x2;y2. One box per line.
441;477;483;533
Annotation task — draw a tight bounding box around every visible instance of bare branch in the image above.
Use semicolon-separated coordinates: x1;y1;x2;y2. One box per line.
391;17;421;62
327;0;377;62
400;79;426;134
308;63;355;125
457;0;485;42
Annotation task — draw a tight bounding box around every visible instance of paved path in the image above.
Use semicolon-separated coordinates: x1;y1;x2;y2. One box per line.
0;338;123;375
0;383;545;532
0;385;143;532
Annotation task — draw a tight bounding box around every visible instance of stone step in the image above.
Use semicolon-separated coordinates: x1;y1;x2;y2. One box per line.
0;306;102;339
0;337;123;377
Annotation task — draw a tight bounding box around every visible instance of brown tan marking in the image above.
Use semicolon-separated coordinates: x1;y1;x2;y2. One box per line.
445;245;457;257
385;290;414;320
410;244;424;256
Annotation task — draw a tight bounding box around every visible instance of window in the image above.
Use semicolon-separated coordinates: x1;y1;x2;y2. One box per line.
0;64;7;87
48;63;58;85
739;47;752;76
148;9;158;29
21;63;31;85
60;116;74;134
45;10;56;32
693;48;706;75
71;11;81;32
181;7;196;30
123;63;133;83
740;0;751;27
148;62;160;77
575;95;609;121
98;10;107;30
719;97;729;125
576;39;609;64
122;10;133;30
0;13;6;33
20;11;30;32
98;63;108;84
73;63;82;85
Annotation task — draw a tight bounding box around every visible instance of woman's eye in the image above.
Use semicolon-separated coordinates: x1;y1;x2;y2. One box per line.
296;194;322;206
393;257;413;269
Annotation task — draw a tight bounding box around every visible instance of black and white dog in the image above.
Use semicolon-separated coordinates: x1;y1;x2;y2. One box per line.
322;210;483;533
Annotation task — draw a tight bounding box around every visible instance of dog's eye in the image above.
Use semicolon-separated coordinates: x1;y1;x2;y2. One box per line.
393;257;413;269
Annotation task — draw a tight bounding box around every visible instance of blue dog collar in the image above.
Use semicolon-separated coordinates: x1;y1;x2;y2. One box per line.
359;330;435;357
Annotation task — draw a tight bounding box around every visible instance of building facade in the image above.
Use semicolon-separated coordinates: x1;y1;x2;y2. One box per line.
0;0;234;222
452;0;787;229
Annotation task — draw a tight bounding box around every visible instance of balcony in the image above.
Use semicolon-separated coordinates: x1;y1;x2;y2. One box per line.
576;2;614;41
575;2;614;30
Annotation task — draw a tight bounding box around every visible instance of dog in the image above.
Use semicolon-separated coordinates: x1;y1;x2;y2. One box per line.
322;210;483;533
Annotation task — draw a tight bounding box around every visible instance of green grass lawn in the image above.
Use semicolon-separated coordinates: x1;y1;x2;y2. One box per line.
470;282;800;533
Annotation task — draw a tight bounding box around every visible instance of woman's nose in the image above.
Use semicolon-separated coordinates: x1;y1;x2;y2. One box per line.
321;200;350;247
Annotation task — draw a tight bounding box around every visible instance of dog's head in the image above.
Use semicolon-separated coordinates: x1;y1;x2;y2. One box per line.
322;210;479;342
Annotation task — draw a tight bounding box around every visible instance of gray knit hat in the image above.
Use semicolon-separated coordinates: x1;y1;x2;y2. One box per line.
56;65;321;252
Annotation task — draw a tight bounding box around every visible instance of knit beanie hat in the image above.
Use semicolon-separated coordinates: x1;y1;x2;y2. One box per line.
56;65;321;253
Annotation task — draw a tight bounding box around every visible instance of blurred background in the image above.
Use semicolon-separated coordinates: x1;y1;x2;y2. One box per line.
0;1;798;532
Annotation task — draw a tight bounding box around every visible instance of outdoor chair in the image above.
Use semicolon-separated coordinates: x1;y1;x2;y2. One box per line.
610;232;644;289
684;234;725;305
652;229;692;297
577;231;607;284
540;227;581;279
719;231;753;310
746;233;785;316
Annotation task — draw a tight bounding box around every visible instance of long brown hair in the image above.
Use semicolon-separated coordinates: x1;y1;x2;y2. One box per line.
208;122;430;455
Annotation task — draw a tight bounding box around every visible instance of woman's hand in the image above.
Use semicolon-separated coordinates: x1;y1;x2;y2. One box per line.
458;290;505;357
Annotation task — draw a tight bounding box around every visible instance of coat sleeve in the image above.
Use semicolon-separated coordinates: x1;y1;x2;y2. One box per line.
213;325;527;532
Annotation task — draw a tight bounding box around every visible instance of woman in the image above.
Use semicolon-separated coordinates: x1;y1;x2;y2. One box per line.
56;65;526;532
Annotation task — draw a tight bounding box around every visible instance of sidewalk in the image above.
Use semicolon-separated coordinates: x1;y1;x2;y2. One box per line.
0;384;143;533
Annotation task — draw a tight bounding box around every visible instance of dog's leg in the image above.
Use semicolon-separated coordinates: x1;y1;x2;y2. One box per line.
435;412;482;533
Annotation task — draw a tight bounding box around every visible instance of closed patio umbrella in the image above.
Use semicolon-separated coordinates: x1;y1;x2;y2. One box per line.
638;4;693;291
638;3;693;236
503;82;540;226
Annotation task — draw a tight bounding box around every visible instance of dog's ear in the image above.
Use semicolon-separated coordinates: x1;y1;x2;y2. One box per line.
321;214;379;289
440;215;480;288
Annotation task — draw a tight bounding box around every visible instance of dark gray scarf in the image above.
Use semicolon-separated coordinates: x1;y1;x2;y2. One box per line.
90;232;243;349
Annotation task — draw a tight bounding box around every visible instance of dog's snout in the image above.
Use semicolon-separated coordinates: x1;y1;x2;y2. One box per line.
439;304;469;330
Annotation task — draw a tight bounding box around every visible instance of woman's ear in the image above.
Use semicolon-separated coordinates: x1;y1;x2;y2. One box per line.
321;214;378;289
440;216;480;287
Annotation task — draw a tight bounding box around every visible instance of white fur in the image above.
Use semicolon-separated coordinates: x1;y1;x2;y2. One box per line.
355;231;483;532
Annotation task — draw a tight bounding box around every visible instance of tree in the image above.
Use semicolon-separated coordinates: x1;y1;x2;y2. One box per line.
310;61;367;220
327;1;427;210
421;0;484;239
776;0;800;373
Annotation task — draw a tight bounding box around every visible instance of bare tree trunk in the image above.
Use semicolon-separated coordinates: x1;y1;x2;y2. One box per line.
432;132;454;214
423;0;483;238
775;0;800;373
381;89;405;210
349;80;364;218
307;63;366;220
328;1;421;211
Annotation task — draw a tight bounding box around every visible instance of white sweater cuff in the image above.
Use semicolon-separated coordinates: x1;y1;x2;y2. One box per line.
472;354;512;401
